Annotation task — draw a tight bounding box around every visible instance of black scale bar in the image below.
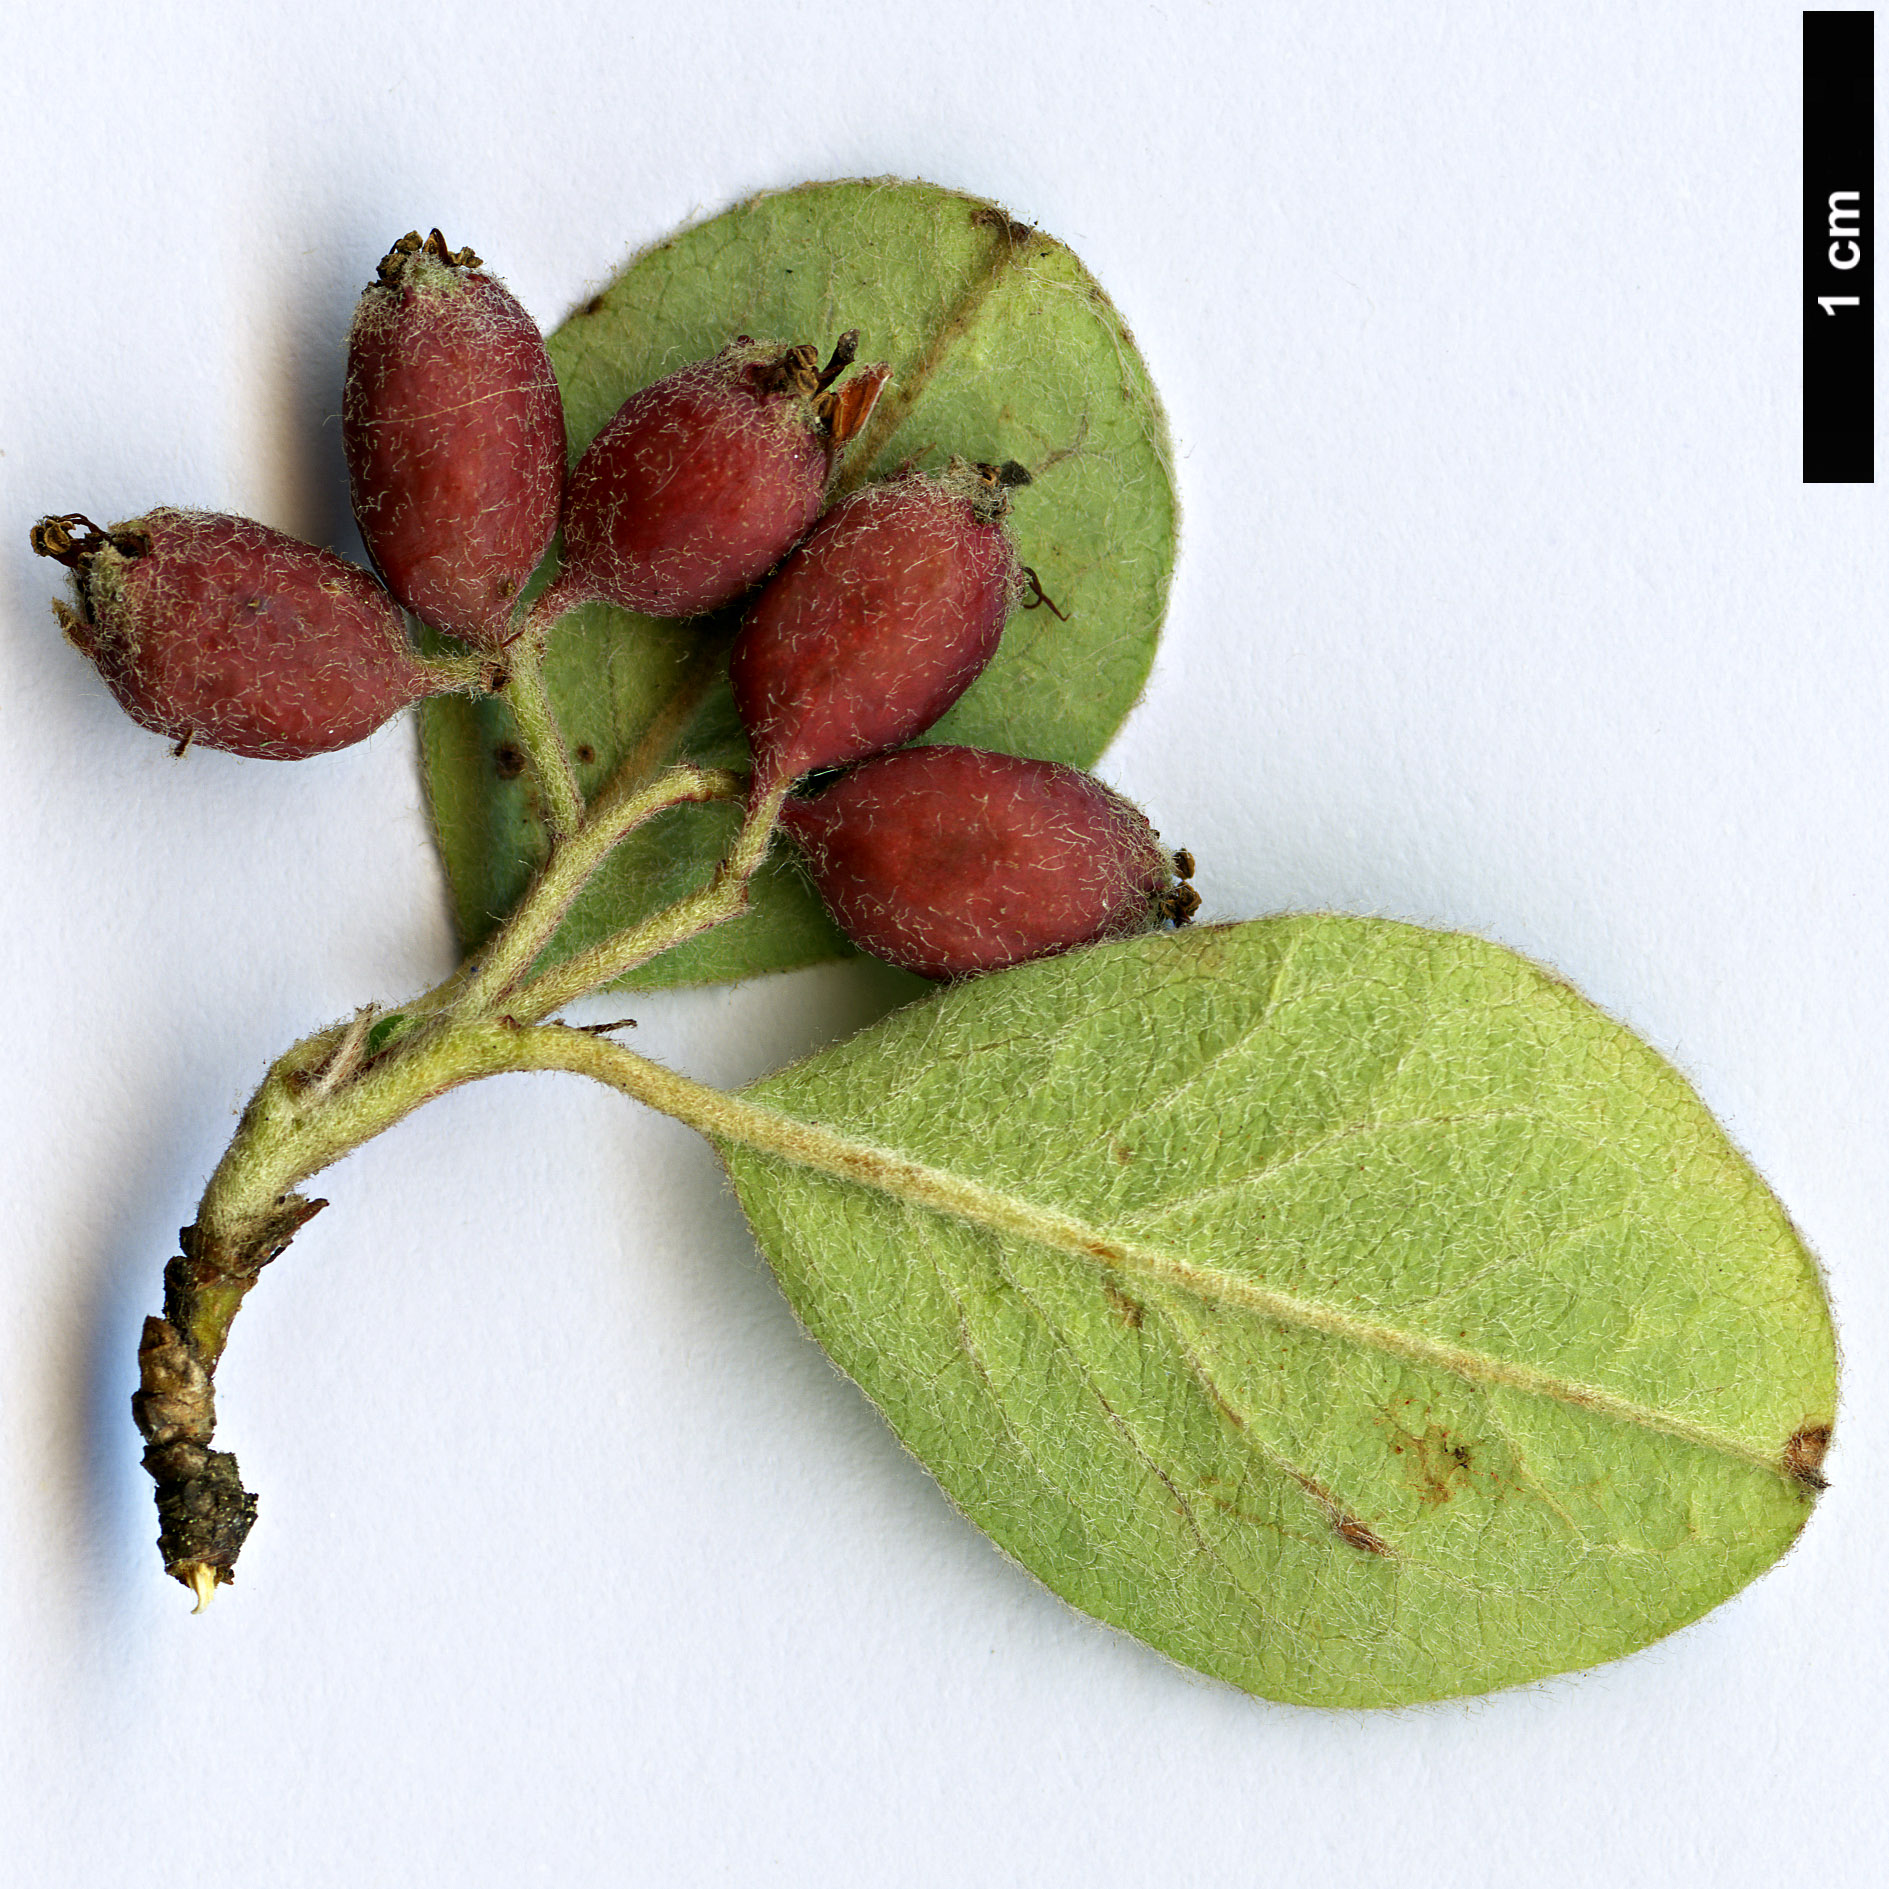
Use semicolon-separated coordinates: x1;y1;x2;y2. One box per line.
1805;11;1874;482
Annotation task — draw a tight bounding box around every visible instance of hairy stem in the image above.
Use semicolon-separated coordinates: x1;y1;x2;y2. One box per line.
503;782;788;1020
456;763;746;1014
414;648;500;694
502;635;585;839
514;567;594;643
135;767;785;1599
134;519;803;1600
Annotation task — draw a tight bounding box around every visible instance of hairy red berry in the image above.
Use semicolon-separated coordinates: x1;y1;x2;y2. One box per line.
344;229;565;647
730;462;1032;797
556;334;887;620
33;509;443;759
779;744;1197;979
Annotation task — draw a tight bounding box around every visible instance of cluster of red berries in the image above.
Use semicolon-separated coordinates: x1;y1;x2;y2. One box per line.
34;228;1197;980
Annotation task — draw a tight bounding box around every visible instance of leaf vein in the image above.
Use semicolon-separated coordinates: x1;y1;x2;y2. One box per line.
704;1095;1793;1481
969;1230;1315;1652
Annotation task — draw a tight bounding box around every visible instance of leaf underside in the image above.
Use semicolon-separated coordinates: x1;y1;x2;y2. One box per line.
420;177;1178;990
721;917;1836;1708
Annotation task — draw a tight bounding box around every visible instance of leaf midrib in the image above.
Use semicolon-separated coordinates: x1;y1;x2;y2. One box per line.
716;1083;1796;1483
829;210;1027;496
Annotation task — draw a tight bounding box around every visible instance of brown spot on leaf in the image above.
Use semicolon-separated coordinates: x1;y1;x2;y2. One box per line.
971;205;1035;247
1103;1284;1144;1329
1335;1516;1391;1556
1284;1464;1392;1555
493;743;525;780
1384;1416;1475;1507
574;743;596;765
1783;1424;1832;1491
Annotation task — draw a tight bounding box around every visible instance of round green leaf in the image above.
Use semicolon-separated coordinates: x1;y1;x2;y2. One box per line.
720;917;1837;1707
421;178;1177;990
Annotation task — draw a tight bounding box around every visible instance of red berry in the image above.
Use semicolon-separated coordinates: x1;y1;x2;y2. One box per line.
344;230;565;647
556;334;887;620
730;463;1029;797
33;509;442;759
779;744;1197;979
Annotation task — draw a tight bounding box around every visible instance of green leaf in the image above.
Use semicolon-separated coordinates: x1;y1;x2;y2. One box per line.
421;178;1178;990
719;917;1837;1707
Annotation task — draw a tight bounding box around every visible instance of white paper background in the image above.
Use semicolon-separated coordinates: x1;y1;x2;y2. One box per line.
2;3;1882;1882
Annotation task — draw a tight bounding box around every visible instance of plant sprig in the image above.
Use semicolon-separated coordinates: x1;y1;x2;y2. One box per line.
53;181;1835;1713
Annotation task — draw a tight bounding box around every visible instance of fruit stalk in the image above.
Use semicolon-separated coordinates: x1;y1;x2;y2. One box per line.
502;780;790;1018
499;634;586;837
457;763;746;1012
